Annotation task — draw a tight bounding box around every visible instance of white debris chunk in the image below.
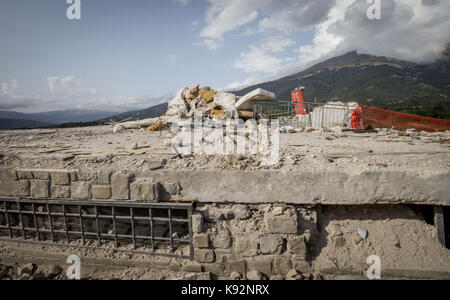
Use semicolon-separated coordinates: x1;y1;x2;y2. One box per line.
166;87;189;116
358;228;368;240
235;88;276;111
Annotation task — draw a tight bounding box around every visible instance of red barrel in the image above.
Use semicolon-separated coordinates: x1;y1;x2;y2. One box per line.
291;87;307;115
351;106;362;129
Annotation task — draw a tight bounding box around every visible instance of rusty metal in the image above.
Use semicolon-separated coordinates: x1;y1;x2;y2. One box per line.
0;198;194;260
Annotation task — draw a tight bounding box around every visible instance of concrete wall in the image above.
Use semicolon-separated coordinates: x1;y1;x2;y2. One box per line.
1;167;448;280
1;167;448;206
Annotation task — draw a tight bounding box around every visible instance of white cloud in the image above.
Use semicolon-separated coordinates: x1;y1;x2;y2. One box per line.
46;76;82;93
200;0;333;41
262;36;295;53
193;38;222;50
221;76;267;91
2;80;18;96
297;0;450;64
204;0;450;90
233;46;283;73
0;76;173;113
231;35;295;75
200;1;258;40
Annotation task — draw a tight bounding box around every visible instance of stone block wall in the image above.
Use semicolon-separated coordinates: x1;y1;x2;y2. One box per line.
1;167;318;279
191;203;318;280
0;167;165;202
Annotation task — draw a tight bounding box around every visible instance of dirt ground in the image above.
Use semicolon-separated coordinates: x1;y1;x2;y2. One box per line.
0;240;204;280
311;205;450;279
0;126;449;173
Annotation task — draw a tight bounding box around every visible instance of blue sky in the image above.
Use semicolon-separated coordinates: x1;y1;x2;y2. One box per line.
1;0;449;113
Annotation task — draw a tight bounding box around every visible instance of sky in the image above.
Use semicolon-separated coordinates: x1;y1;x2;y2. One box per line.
0;0;449;113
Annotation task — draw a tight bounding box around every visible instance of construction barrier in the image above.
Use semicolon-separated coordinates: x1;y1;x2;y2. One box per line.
353;104;450;131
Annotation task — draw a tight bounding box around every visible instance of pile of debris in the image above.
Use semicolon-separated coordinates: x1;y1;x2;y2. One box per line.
113;86;277;133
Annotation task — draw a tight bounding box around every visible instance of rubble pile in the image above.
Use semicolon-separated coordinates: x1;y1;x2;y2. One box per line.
113;86;277;134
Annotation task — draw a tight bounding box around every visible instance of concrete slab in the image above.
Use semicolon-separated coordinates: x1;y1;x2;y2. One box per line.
235;88;276;111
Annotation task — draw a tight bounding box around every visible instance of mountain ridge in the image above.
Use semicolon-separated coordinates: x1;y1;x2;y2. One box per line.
233;50;450;119
2;50;448;130
0;109;118;129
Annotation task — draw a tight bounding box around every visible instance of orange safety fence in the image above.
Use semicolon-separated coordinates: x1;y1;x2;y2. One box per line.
352;104;450;132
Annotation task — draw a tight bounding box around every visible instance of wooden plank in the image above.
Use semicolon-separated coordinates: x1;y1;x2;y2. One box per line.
165;198;197;203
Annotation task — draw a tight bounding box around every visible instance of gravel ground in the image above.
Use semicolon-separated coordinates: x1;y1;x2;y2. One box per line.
0;241;203;280
1;126;449;173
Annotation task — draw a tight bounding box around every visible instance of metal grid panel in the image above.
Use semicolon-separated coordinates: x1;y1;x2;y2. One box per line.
0;198;194;260
253;101;355;129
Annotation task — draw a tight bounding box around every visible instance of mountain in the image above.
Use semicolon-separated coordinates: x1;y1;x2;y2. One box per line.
97;102;168;123
0;118;50;130
234;50;450;119
0;109;117;128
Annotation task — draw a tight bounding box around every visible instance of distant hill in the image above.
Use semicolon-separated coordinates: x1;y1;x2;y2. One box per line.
49;102;169;129
0;118;50;130
234;50;450;119
97;102;168;123
0;109;117;126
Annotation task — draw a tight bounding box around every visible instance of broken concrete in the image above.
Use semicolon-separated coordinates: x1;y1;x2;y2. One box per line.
235;88;276;111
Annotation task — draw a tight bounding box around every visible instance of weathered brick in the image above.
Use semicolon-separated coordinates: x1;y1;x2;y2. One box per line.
264;215;298;234
30;181;50;198
71;182;91;200
194;234;209;248
111;174;130;200
76;171;97;181
212;229;231;249
214;249;232;263
17;170;33;179
130;181;160;202
33;171;50;180
92;185;111;199
260;235;284;254
273;257;292;275
234;234;259;257
51;185;70;198
225;260;246;277
0;168;16;196
182;263;202;273
196;272;211;280
293;259;311;273
194;249;215;263
247;258;272;276
203;264;225;277
288;236;307;257
192;212;203;233
163;181;182;196
13;180;30;197
97;171;111;185
51;172;70;185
